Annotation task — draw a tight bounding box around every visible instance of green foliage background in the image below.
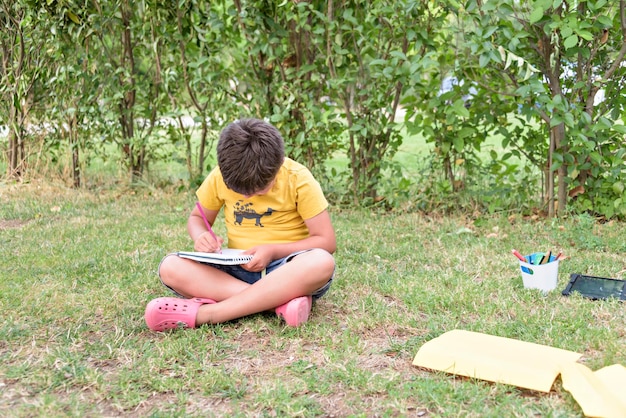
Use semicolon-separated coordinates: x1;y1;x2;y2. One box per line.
1;0;625;218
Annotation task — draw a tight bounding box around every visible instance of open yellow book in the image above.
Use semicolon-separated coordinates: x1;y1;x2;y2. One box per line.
413;330;626;417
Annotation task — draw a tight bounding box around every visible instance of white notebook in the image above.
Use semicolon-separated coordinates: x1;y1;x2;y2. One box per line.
177;248;253;265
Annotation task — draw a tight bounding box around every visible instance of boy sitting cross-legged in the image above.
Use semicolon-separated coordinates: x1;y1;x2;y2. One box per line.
145;118;336;330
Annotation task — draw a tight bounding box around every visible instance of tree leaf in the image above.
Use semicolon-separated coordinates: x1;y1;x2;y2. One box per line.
529;7;544;24
66;11;81;24
563;34;578;49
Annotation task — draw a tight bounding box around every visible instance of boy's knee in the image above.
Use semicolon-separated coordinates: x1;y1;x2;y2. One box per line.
304;248;336;275
158;254;181;283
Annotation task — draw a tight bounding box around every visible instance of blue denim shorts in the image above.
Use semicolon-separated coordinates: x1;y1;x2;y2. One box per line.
160;249;333;300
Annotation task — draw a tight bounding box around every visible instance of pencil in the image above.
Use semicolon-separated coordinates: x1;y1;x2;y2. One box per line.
196;202;221;253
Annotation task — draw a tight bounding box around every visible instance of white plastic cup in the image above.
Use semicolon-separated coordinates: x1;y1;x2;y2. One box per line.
519;252;560;292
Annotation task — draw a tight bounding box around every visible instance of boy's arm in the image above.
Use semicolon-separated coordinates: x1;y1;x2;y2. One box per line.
259;209;336;257
242;209;336;272
302;209;337;254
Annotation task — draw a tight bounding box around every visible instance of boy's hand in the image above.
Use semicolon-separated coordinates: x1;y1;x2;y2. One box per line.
241;245;273;272
194;231;224;253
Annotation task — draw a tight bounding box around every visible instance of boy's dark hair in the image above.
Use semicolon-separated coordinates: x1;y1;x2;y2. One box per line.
217;118;285;195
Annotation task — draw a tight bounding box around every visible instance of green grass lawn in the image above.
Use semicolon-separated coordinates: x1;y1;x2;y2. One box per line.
1;181;625;417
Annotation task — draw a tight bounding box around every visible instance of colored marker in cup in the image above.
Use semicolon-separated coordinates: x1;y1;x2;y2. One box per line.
511;249;527;263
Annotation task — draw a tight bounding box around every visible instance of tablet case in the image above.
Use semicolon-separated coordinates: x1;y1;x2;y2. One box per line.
562;273;626;301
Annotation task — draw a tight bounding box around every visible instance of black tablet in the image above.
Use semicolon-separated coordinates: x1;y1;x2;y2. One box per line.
562;273;626;301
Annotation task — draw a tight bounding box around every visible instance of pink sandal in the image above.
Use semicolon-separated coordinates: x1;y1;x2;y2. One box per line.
275;296;312;327
144;297;215;331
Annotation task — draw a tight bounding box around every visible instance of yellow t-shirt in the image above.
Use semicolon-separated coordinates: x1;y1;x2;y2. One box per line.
196;157;328;250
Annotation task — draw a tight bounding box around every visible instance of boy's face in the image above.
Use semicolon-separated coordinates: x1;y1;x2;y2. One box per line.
242;179;275;199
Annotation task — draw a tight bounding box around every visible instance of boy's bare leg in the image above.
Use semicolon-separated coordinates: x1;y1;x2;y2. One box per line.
159;249;335;325
159;254;250;300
